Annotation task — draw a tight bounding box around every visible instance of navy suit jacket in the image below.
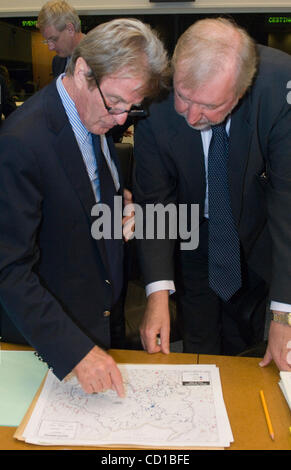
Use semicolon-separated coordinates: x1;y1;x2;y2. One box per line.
134;45;291;304
0;80;124;379
52;55;67;77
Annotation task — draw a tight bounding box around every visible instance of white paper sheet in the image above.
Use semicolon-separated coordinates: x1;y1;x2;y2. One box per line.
22;363;233;448
279;371;291;410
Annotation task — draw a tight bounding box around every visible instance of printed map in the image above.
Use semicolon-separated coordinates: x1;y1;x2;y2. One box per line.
22;364;233;447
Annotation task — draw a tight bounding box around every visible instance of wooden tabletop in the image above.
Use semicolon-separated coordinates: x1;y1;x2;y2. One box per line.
1;343;290;451
198;354;291;450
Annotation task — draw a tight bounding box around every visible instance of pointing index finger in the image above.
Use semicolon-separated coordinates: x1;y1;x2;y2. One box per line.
110;367;126;398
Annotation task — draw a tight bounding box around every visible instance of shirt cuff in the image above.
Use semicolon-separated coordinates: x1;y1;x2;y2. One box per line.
145;281;175;297
270;301;291;312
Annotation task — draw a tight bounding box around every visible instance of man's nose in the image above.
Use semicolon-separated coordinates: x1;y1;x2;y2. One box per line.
47;42;56;51
186;103;202;126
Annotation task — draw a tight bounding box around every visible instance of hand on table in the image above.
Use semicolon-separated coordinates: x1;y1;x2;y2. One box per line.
259;319;291;371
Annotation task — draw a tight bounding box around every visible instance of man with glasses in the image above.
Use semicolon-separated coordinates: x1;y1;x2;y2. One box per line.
0;19;169;395
37;0;84;78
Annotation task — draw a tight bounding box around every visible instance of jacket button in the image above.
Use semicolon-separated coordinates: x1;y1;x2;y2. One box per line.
103;310;111;317
105;279;111;285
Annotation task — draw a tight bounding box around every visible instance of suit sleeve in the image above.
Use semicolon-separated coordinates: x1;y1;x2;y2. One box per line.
266;99;291;303
0;135;95;379
133;114;177;285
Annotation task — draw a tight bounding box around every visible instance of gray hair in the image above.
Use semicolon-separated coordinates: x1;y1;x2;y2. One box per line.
172;17;258;98
37;0;81;33
66;18;170;99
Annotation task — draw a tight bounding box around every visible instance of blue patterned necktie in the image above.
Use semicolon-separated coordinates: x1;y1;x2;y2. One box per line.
208;123;241;301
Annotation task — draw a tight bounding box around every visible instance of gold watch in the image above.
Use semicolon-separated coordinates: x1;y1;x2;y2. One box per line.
272;312;291;326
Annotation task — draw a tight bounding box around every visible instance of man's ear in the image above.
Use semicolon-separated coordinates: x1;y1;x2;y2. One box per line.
74;57;90;89
66;22;75;36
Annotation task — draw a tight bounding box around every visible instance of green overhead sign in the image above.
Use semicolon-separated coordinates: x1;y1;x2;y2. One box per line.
268;17;291;24
22;20;37;27
21;19;82;28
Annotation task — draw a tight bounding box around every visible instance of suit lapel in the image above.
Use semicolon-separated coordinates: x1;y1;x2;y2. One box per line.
54;125;97;218
169;114;206;217
228;94;253;227
44;81;110;272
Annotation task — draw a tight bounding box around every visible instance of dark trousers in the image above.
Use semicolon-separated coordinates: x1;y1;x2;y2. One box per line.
175;219;268;356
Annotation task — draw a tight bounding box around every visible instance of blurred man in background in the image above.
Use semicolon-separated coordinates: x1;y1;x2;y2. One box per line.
37;0;84;77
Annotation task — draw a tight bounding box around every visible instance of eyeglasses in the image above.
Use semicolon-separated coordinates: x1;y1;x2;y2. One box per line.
94;76;147;118
42;25;68;45
42;36;60;45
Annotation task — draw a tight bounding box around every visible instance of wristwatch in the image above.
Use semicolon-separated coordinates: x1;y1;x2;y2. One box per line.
272;311;291;326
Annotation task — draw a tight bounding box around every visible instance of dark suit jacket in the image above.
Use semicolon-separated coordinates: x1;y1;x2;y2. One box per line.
134;45;291;304
0;80;124;379
52;55;68;77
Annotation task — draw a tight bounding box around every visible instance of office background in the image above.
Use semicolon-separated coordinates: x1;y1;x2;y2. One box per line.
0;0;290;102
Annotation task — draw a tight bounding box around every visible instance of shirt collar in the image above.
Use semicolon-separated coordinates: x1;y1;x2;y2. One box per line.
56;73;90;145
